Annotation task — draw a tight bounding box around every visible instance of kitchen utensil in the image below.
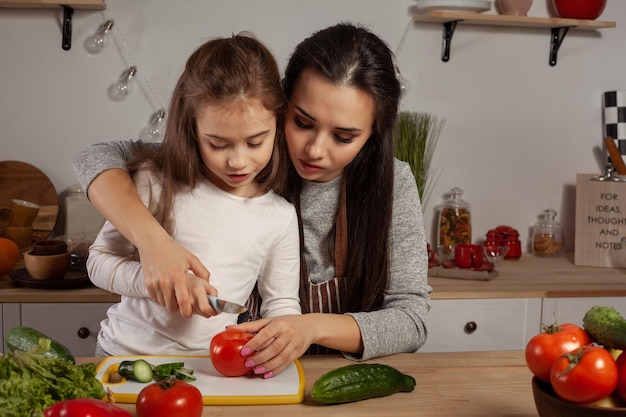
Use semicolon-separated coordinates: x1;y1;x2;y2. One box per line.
552;0;606;20
483;245;509;266
95;355;305;405
9;267;90;289
454;244;483;268
604;137;626;175
532;209;564;257
8;199;40;227
495;0;532;16
207;295;248;314
0;161;59;241
32;239;68;256
23;250;71;280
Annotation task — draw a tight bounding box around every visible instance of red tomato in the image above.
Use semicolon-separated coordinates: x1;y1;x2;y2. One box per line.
210;329;255;377
525;323;591;382
44;398;132;417
616;351;626;402
550;345;618;404
136;378;203;417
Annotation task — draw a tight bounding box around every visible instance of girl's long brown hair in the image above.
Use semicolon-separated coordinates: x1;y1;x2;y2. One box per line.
127;33;287;233
282;23;401;313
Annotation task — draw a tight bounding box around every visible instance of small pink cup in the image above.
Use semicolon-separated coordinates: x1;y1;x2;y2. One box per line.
455;244;484;268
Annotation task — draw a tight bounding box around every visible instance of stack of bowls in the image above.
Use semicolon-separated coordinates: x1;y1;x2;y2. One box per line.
24;240;70;280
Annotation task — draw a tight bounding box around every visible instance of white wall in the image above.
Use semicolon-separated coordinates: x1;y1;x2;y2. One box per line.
1;0;624;251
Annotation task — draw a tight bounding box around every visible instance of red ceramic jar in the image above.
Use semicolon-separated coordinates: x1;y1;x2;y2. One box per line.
552;0;607;20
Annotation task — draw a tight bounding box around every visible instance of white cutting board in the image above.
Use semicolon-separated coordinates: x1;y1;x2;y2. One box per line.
95;355;305;405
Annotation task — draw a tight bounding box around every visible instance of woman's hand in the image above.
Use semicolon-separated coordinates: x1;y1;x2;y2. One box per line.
229;315;315;378
137;234;216;319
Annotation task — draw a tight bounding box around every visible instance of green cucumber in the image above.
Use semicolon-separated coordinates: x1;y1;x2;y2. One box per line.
582;305;626;350
5;326;75;363
311;363;416;405
118;359;154;383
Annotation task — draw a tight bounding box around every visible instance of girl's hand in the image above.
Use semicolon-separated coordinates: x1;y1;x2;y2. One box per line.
137;234;216;319
229;316;314;378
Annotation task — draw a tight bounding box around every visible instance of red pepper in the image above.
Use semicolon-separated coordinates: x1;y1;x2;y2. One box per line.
43;398;132;417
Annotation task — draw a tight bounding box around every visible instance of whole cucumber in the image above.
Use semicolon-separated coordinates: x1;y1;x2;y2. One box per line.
5;326;75;363
311;363;416;405
583;305;626;350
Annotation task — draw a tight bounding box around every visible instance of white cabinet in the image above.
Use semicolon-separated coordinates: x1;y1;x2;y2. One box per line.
541;297;626;326
420;298;542;353
2;303;113;357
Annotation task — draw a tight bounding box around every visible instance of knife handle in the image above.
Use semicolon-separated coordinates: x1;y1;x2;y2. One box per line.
605;136;626;175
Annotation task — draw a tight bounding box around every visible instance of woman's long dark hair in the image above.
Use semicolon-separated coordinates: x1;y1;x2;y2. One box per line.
281;23;401;313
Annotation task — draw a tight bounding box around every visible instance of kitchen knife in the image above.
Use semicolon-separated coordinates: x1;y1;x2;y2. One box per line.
207;295;248;314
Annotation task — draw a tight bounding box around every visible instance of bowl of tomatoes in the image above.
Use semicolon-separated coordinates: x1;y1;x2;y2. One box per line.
533;377;626;417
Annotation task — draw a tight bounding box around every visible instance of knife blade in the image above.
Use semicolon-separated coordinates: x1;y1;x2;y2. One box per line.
207;295;248;314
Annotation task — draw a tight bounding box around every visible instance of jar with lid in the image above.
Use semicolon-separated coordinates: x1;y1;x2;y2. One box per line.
437;187;472;258
65;184;105;236
531;209;564;256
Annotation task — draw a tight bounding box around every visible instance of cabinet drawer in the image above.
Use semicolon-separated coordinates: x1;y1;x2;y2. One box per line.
20;303;113;357
542;297;626;325
420;298;542;352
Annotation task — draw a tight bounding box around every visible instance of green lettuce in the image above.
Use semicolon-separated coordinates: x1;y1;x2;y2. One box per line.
0;339;105;417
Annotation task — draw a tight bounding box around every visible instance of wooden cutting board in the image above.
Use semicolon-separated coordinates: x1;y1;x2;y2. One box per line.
95;355;305;405
0;160;59;242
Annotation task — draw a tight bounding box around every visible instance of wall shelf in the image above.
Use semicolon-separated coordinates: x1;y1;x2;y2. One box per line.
413;11;616;66
0;0;106;50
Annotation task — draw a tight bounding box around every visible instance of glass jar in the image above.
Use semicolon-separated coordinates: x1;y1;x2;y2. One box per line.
531;209;564;257
437;187;472;259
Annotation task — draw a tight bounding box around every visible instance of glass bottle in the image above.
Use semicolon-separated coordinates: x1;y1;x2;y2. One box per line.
531;209;564;256
437;187;472;259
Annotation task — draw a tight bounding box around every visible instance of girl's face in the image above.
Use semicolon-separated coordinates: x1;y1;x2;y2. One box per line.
285;68;375;183
196;98;276;198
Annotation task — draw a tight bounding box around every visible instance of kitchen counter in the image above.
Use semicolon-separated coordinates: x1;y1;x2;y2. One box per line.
2;253;626;302
79;351;539;417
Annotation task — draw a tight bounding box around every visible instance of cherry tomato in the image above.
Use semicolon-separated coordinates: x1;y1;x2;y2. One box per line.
136;377;203;417
525;322;591;382
210;329;255;377
550;345;618;404
44;398;132;417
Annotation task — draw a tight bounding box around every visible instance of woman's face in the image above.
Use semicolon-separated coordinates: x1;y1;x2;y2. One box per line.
195;98;276;198
285;68;375;183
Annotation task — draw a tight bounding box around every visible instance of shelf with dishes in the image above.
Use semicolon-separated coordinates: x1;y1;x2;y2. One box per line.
413;8;616;66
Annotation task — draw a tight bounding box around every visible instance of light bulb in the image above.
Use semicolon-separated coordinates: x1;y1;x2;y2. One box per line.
140;109;166;142
109;66;137;101
394;65;411;98
85;19;114;54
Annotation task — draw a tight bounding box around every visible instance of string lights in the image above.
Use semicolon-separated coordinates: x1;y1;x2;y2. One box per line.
88;4;166;141
84;19;114;54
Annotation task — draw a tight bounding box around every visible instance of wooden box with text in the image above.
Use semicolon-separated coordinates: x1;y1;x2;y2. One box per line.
575;173;626;268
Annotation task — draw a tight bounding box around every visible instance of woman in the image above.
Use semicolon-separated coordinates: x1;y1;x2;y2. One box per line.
73;23;430;379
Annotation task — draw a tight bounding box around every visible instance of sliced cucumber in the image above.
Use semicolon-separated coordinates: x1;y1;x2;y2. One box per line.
174;367;196;382
118;359;154;383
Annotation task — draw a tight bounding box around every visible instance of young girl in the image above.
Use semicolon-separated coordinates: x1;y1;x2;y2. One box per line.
74;23;430;375
86;33;301;357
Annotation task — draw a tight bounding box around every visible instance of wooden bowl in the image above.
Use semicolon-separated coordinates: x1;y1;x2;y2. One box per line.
32;239;68;256
23;250;70;280
532;377;626;417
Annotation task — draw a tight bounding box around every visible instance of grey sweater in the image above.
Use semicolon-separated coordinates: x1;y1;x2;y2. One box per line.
73;141;431;360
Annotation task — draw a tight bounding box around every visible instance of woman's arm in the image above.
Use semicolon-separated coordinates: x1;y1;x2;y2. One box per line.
72;141;211;318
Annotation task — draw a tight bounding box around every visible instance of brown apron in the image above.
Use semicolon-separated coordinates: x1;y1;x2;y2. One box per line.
246;181;348;355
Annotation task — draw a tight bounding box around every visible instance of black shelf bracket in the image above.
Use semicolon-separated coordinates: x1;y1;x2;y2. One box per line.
441;20;461;62
61;5;74;51
549;26;572;67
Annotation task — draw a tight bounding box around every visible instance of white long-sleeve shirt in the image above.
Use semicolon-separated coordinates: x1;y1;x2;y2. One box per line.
87;168;301;356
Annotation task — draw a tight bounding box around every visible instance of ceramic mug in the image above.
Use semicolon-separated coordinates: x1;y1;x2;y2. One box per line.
455;244;484;268
8;199;40;227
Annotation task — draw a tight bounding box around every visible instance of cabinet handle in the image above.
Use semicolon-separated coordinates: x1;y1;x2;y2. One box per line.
464;321;477;334
77;327;90;339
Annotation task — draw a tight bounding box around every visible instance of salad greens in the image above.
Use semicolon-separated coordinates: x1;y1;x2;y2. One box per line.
0;338;105;417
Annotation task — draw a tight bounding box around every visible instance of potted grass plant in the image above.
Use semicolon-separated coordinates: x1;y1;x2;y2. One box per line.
394;111;445;210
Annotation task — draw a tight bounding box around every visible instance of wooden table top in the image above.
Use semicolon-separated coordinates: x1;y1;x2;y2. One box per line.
79;351;539;417
3;253;626;303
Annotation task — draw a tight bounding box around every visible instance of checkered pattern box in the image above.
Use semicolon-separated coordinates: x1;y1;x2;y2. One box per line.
603;90;626;157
